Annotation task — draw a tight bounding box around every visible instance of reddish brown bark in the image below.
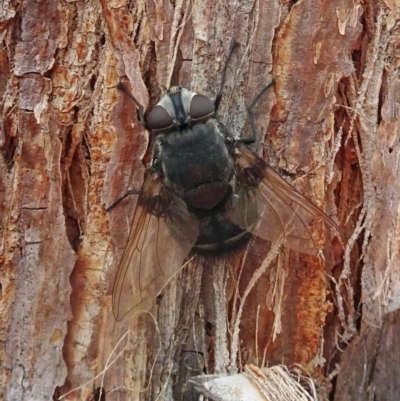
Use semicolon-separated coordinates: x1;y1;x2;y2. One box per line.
0;0;399;400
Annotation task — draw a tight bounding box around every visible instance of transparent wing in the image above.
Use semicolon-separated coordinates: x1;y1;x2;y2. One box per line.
230;143;346;255
112;170;199;320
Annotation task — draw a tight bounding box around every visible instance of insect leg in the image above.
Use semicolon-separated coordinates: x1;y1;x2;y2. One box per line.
106;189;140;212
242;79;276;144
214;41;240;113
117;83;148;129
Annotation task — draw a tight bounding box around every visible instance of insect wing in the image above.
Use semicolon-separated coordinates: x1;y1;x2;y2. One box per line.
112;171;199;320
231;143;345;255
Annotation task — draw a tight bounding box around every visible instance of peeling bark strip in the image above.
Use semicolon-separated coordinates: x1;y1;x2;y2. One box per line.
0;1;76;400
191;364;318;401
0;0;399;400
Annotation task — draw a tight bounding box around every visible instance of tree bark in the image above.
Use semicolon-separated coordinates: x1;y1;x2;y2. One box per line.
0;0;399;400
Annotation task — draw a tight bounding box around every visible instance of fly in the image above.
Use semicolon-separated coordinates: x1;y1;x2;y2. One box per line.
108;42;346;320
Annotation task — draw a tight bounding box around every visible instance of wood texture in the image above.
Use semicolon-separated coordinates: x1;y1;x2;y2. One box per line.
0;0;399;400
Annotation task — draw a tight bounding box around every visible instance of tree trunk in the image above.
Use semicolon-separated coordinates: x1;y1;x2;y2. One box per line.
1;0;399;400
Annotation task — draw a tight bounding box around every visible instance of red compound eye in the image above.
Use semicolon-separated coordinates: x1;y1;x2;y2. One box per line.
147;105;174;131
190;95;215;120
